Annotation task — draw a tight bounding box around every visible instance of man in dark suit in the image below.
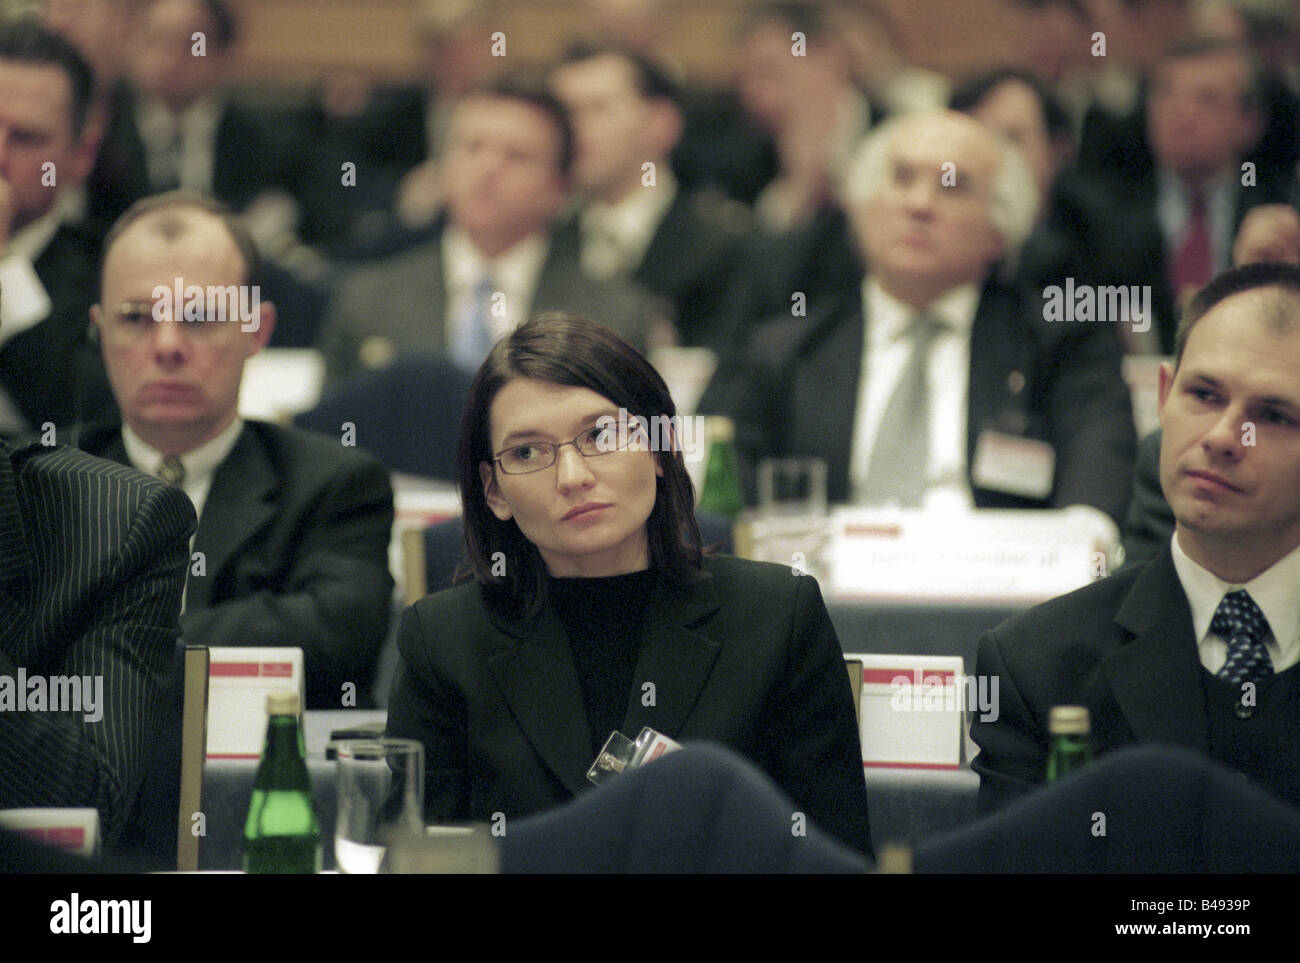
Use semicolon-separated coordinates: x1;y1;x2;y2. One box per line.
318;72;661;384
972;262;1300;811
727;110;1136;529
80;191;395;710
550;43;752;350
0;20;104;435
84;0;300;230
1079;38;1294;353
0;437;196;847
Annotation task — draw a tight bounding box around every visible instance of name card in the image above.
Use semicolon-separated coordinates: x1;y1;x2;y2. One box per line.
0;808;100;857
847;654;965;769
206;647;305;759
237;348;325;422
828;508;1099;605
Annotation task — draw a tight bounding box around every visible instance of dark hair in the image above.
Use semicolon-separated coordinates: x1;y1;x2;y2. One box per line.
1175;262;1300;366
737;0;833;42
456;313;706;618
100;190;263;293
1155;37;1265;114
462;69;576;177
949;68;1072;145
559;41;681;109
0;16;94;135
191;0;238;50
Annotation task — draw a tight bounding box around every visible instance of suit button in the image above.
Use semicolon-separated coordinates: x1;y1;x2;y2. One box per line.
1235;704;1254;720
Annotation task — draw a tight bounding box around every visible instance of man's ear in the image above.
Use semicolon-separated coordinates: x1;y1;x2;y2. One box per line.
480;460;513;520
244;299;276;355
1156;360;1175;426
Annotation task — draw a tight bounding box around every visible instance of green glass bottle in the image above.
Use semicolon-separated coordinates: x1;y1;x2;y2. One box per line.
1046;705;1092;782
697;416;744;520
243;691;321;874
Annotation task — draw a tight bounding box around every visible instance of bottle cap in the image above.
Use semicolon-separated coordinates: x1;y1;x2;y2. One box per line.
1049;705;1090;735
705;416;734;444
266;691;300;716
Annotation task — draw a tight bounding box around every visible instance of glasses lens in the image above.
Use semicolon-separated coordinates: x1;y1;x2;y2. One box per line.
500;443;555;474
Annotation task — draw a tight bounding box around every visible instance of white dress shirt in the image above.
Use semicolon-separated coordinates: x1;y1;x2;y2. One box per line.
1170;533;1300;675
441;225;549;350
137;97;222;194
579;171;677;280
848;278;978;511
122;416;244;525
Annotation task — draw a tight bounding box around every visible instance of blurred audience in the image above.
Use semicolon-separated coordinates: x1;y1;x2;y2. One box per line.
317;72;660;384
551;43;750;349
721;110;1137;532
0;18;103;435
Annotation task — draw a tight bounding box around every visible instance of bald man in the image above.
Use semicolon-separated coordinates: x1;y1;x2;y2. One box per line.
78;192;394;709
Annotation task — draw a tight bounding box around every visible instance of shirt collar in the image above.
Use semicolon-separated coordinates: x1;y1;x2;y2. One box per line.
122;416;245;482
5;193;72;262
864;276;980;346
443;223;550;295
1170;532;1300;667
581;170;677;249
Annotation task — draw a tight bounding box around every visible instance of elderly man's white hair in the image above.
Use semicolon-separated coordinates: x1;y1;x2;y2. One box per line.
840;110;1040;254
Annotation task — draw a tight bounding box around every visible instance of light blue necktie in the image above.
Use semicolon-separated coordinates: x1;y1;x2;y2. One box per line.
450;275;496;371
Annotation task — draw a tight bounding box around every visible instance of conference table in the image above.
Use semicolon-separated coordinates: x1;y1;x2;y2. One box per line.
200;704;985;869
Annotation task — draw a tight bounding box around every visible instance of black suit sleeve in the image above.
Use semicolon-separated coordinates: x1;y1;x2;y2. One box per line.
0;482;193;846
968;624;1050;813
385;601;470;822
1120;428;1174;568
765;572;873;857
180;457;394;707
1044;324;1137;525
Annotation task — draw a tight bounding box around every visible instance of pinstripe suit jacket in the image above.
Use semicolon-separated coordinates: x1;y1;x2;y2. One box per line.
0;440;195;846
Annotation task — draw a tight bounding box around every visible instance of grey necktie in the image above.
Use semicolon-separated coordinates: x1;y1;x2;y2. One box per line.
860;314;946;507
158;454;186;486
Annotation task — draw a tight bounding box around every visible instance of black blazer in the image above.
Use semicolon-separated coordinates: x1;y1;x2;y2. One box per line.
631;188;751;349
0;440;195;845
730;278;1138;523
969;545;1300;812
77;420;395;709
0;223;103;433
386;554;873;856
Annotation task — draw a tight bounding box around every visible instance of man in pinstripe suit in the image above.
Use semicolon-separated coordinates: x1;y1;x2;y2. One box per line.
0;437;195;847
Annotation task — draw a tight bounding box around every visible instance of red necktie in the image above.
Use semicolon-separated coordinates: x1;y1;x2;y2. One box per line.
1172;193;1212;299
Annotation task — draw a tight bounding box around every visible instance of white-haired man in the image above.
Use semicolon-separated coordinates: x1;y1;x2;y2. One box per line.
729;110;1137;525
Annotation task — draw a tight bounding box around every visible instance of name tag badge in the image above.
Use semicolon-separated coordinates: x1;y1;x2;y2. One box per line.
971;430;1055;499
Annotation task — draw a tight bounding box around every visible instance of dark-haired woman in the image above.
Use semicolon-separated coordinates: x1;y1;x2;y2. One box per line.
387;313;871;856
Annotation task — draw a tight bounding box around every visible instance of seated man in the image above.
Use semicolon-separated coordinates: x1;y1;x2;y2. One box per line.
78;192;395;709
318;70;660;383
0;436;195;847
973;263;1300;812
726;109;1136;530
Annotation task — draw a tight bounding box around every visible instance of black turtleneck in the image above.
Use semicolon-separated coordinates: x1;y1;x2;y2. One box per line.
548;569;658;756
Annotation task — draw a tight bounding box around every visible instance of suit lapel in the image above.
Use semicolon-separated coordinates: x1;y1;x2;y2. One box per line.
796;297;863;502
188;426;279;608
1104;548;1209;750
483;606;595;798
621;575;723;737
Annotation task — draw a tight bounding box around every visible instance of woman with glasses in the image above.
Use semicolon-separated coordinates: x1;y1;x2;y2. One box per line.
386;313;871;857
